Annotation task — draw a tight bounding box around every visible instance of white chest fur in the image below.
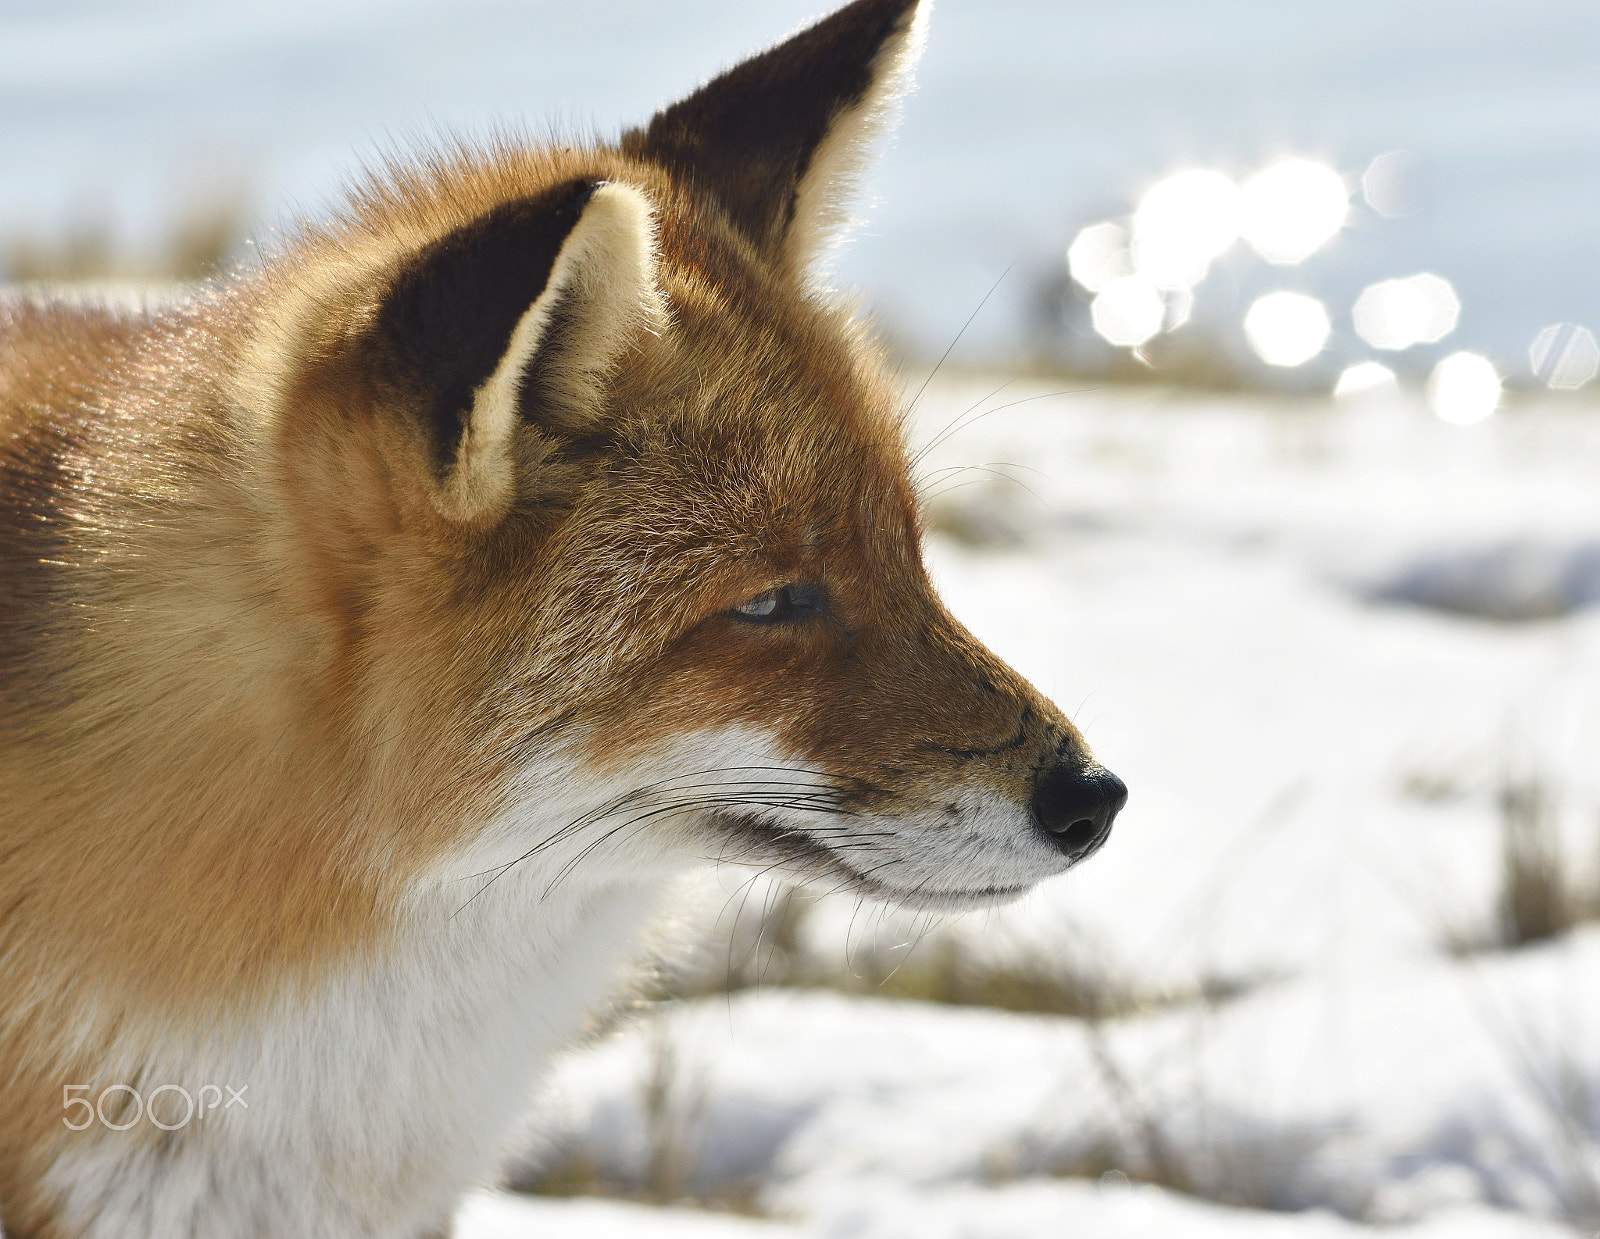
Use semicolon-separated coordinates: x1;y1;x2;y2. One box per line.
46;869;665;1239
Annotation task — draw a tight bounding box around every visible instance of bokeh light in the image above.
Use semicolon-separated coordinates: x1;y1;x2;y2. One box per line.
1361;150;1422;218
1243;291;1330;366
1239;159;1348;264
1529;323;1599;389
1428;352;1500;424
1130;169;1240;289
1334;361;1399;399
1163;285;1195;332
1091;274;1165;347
1067;221;1131;293
1352;274;1460;350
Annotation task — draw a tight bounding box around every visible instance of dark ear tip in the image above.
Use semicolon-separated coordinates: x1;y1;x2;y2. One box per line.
838;0;927;39
884;0;926;23
832;0;923;21
798;0;925;53
622;0;928;259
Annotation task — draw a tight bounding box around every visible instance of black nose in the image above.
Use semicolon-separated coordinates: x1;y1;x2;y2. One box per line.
1030;762;1127;861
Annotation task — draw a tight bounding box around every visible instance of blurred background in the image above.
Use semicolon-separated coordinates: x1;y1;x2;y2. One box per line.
8;2;1600;1236
7;0;1600;403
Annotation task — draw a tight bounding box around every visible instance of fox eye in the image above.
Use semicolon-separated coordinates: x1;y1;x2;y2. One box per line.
731;584;823;624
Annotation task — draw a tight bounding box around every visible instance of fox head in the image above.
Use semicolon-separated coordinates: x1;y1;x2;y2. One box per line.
245;0;1124;913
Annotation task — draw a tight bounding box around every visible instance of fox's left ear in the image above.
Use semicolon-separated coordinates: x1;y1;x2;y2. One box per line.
622;0;928;277
370;178;661;522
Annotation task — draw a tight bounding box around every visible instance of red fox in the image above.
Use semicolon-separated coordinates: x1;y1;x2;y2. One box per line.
0;1;1125;1234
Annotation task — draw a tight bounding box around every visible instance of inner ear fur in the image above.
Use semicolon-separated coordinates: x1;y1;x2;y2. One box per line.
622;0;927;278
373;178;661;522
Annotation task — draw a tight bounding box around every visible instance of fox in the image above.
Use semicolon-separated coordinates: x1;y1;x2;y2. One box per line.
0;1;1126;1235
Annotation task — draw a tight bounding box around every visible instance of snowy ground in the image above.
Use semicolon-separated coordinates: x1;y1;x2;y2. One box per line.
458;376;1600;1237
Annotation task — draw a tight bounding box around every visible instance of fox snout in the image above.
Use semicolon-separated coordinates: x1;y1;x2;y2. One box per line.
1030;758;1127;862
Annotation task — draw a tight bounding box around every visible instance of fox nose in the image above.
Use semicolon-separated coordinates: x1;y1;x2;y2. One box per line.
1030;762;1127;862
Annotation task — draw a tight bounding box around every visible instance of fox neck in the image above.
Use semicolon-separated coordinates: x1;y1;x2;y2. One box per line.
256;862;665;1200
39;855;669;1239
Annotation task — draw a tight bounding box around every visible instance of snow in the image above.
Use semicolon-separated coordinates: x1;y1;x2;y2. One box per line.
456;1193;797;1239
463;377;1600;1237
501;943;1600;1232
457;1183;1574;1239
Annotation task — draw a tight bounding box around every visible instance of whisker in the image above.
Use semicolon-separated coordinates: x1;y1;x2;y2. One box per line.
910;377;1014;469
913;386;1092;480
920;462;1051;507
452;768;872;886
534;791;873;901
446;759;912;919
904;265;1012;418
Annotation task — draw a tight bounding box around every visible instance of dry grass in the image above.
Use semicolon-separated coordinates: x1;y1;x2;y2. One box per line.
509;1008;765;1216
518;887;1335;1224
1497;777;1572;946
1067;1026;1370;1216
506;882;1282;1217
1444;769;1600;954
2;189;249;283
650;882;1256;1021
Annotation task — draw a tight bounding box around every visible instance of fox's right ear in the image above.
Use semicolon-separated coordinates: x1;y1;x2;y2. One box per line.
623;0;927;278
367;178;660;522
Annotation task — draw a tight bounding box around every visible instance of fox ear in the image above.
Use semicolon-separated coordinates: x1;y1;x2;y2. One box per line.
622;0;927;277
373;178;660;522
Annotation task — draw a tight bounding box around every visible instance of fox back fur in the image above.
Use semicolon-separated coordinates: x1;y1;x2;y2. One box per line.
0;2;1126;1235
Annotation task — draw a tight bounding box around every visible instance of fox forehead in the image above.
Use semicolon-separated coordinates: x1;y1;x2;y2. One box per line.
606;328;919;571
